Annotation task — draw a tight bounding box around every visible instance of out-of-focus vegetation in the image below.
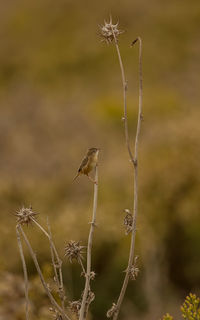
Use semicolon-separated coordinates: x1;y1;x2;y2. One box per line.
0;0;200;319
162;293;200;320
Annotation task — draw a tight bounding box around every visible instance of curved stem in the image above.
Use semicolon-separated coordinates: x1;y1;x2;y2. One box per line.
114;40;135;165
79;166;98;320
112;35;143;320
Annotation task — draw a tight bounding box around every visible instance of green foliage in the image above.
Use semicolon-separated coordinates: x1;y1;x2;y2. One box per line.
162;294;200;320
162;313;173;320
181;294;200;320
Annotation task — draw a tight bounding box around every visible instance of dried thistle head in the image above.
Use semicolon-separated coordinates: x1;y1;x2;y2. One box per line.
123;209;133;235
126;256;139;280
68;300;81;318
15;206;38;226
106;303;118;318
64;240;85;263
99;17;124;44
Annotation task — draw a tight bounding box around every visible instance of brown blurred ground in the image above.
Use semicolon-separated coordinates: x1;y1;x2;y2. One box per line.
0;0;200;319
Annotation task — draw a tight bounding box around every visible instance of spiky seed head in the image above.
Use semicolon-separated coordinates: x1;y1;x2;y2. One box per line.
126;256;139;280
15;206;38;226
64;240;85;263
99;17;124;44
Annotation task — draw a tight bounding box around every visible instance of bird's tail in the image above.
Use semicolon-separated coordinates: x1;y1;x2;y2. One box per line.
73;172;80;182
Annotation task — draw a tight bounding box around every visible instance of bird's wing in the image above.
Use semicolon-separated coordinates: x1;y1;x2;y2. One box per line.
78;156;89;172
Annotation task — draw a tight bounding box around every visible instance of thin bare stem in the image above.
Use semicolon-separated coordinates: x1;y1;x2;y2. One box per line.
30;217;50;238
79;166;98;320
16;225;29;320
79;258;86;276
30;216;65;307
19;225;70;320
110;26;135;165
47;218;65;310
48;220;60;285
111;34;143;320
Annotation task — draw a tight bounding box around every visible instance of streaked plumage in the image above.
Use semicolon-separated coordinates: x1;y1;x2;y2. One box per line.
73;148;99;183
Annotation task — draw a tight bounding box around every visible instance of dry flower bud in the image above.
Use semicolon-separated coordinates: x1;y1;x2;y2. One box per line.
15;206;38;226
123;209;133;235
86;290;95;305
64;240;85;263
99;17;124;44
90;271;96;280
81;271;96;280
106;303;118;318
126;256;139;280
68;300;81;317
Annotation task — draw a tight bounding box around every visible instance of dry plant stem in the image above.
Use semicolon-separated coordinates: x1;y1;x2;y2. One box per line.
16;225;29;320
47;219;65;310
19;225;70;320
112;36;143;320
47;221;59;285
79;166;98;320
79;258;86;275
30;216;65;309
111;32;134;165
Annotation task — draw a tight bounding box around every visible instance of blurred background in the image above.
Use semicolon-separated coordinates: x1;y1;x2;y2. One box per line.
0;0;200;319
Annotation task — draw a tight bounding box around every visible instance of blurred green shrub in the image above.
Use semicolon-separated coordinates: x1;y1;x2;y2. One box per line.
162;294;200;320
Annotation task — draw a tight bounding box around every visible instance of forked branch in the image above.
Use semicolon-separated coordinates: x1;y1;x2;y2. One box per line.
111;26;143;320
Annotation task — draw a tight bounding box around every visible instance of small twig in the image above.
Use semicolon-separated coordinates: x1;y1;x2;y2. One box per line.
111;28;143;320
79;258;86;276
19;225;70;320
79;166;98;320
47;218;65;310
16;225;29;320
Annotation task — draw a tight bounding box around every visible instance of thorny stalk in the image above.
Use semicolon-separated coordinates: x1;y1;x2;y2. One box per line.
111;24;143;320
16;225;29;320
19;225;70;320
79;166;98;320
30;216;65;310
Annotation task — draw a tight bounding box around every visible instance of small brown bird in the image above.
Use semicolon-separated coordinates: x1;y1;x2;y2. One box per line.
73;147;100;183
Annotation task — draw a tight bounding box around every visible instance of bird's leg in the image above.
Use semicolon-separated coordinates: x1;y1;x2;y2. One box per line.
86;174;97;185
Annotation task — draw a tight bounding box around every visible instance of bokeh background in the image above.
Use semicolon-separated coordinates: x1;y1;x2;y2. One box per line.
0;0;200;319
